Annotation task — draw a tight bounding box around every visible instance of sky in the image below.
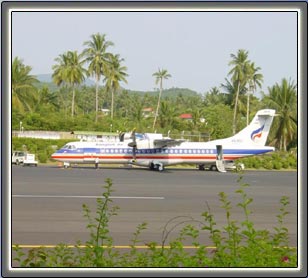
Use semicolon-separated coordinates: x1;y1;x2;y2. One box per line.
11;10;298;96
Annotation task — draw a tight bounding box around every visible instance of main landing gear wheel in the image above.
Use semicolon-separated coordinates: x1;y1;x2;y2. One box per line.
210;165;217;171
158;165;164;171
151;163;164;171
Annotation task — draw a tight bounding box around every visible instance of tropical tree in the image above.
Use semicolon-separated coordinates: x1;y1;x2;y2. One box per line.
190;108;205;131
159;100;178;129
34;86;59;113
82;33;114;122
204;86;229;106
104;54;128;119
152;68;171;130
221;78;247;115
52;51;87;117
54;86;71;118
204;104;234;140
131;99;144;124
52;52;71;117
12;57;39;112
228;49;251;134
262;78;297;151
52;53;69;86
245;62;263;125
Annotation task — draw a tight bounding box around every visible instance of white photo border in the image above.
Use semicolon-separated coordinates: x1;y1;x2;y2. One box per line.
1;1;306;277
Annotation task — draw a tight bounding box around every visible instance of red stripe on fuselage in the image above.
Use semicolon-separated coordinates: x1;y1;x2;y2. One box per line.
51;155;242;160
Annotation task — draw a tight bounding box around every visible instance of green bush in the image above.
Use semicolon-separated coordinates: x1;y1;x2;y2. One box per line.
37;152;48;163
238;152;297;170
13;178;297;268
273;161;282;170
264;160;273;170
282;160;290;169
252;158;261;169
288;157;297;168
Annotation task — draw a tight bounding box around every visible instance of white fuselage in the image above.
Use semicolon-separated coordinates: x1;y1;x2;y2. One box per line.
51;109;276;170
51;140;274;167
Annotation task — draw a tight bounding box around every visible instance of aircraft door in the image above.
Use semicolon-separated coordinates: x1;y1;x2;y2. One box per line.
215;145;226;173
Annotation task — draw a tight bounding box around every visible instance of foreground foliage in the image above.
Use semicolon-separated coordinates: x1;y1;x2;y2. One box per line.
13;178;297;267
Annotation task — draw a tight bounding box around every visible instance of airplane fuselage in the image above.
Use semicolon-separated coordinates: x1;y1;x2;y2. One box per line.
51;109;276;171
51;140;274;168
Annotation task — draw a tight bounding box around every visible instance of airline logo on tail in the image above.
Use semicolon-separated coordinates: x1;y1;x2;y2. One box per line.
251;125;264;142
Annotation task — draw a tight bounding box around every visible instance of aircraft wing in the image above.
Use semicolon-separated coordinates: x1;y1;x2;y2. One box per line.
153;139;185;148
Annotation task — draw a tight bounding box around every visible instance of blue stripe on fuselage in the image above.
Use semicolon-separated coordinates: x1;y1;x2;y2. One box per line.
55;148;270;156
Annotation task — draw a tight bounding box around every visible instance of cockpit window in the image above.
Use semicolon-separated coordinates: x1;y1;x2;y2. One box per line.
62;144;77;150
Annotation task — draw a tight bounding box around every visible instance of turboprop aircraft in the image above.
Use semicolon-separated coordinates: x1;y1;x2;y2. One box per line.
51;109;276;172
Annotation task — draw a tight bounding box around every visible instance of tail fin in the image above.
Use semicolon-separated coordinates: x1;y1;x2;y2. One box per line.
231;109;276;146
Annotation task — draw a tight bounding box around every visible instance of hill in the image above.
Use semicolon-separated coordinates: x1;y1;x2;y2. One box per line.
34;74;200;98
126;87;199;99
35;74;96;88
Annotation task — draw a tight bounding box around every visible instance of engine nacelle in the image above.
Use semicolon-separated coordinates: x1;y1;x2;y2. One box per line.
136;140;155;149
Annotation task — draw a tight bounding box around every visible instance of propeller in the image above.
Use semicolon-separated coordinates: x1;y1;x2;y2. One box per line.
128;129;137;162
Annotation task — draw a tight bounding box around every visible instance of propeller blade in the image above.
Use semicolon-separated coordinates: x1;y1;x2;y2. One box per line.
132;145;136;161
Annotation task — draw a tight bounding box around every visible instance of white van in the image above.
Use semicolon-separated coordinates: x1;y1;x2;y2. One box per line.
23;153;38;166
12;151;38;166
12;151;27;165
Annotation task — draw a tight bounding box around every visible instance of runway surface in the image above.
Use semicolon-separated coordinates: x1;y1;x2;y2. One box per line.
11;165;298;248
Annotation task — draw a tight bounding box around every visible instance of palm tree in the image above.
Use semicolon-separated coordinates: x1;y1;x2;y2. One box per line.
228;49;250;134
104;54;128;119
245;62;263;125
262;78;297;151
34;86;59;112
204;86;229;106
52;51;87;117
159;101;178;129
152;68;171;130
12;57;38;112
82;33;114;123
221;78;247;114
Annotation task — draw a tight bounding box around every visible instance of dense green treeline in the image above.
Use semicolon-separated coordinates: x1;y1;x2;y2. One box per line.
12;33;297;153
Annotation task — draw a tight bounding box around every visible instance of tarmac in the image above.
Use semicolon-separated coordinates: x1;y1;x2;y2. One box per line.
10;165;299;248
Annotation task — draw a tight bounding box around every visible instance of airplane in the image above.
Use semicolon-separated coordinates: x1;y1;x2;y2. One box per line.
51;109;276;172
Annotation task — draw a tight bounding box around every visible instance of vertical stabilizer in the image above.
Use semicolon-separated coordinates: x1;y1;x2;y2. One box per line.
230;109;276;146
